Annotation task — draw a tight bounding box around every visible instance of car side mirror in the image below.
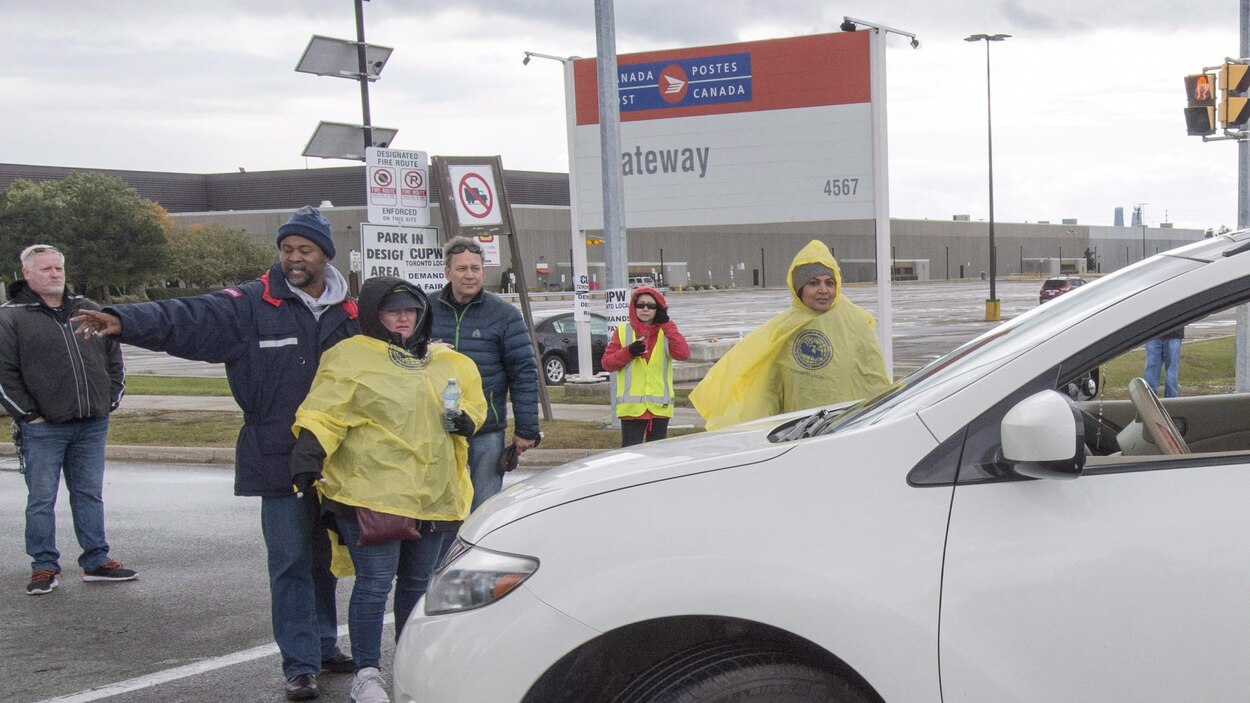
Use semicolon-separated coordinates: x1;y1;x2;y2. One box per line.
1000;390;1085;480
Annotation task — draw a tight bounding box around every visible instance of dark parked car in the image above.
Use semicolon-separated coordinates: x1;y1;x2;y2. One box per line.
1039;276;1088;304
533;311;610;385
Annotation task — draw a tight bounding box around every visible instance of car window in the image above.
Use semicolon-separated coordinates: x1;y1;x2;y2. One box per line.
955;284;1250;484
590;315;609;336
1042;280;1067;289
549;318;566;334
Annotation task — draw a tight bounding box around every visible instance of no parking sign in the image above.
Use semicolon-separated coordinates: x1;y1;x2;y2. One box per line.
431;156;514;241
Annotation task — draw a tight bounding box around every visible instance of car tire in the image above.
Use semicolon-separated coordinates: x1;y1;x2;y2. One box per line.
611;641;870;703
543;354;567;385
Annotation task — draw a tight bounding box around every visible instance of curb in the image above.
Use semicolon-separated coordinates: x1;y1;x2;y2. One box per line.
0;443;599;469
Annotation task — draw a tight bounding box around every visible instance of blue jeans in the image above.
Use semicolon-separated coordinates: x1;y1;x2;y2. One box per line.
21;418;111;573
260;494;343;679
1144;337;1183;398
467;430;505;511
335;516;451;671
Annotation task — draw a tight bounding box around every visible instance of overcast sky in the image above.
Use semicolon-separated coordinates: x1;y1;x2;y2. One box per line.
1;1;1242;230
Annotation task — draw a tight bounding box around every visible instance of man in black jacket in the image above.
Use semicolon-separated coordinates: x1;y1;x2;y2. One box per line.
72;207;359;701
0;244;131;596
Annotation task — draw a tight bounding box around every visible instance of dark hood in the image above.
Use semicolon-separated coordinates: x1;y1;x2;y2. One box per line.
358;276;432;356
6;279;76;307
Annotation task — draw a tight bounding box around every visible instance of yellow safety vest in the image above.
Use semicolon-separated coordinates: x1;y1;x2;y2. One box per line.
614;325;675;418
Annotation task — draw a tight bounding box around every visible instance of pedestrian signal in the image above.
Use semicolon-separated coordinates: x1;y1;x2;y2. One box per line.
1220;62;1250;128
1186;73;1216;106
1184;73;1217;136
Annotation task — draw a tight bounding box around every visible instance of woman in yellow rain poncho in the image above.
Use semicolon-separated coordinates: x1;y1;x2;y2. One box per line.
691;240;892;430
289;276;485;697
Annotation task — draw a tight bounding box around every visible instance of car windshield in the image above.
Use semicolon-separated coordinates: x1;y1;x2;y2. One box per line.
819;251;1211;435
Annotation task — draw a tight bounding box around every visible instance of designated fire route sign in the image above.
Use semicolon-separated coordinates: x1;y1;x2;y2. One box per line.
366;147;430;226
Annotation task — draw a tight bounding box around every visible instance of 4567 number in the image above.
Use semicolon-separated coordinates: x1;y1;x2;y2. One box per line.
823;178;859;197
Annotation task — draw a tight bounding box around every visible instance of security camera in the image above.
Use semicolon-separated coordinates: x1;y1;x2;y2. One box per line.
376;140;389;148
522;53;531;65
910;37;920;49
371;60;384;73
840;18;857;32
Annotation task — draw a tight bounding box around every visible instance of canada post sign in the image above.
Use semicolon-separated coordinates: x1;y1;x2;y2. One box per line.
619;53;751;112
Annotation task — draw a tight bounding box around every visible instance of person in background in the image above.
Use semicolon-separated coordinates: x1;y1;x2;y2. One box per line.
600;286;690;446
1143;325;1185;398
0;244;132;596
291;277;485;703
71;206;357;702
690;239;892;430
430;236;541;511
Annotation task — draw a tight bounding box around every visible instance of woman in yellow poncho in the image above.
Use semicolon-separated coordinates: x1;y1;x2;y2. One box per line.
691;240;892;430
289;276;485;699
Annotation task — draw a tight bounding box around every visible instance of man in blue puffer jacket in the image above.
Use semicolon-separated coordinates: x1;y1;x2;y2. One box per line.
71;206;359;702
430;236;541;511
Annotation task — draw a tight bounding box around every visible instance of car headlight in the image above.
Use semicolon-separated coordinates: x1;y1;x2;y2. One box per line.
424;540;539;615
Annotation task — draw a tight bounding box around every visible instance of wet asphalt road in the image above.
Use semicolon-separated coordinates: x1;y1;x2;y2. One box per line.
0;461;540;703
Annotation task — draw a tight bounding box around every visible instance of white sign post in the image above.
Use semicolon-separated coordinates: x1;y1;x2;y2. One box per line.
366;147;430;227
359;224;445;294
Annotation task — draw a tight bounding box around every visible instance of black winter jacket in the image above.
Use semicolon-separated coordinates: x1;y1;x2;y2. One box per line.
429;285;540;440
108;263;359;496
0;282;125;423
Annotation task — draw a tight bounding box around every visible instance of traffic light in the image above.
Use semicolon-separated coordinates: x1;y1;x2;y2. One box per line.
1184;73;1216;136
1219;61;1250;128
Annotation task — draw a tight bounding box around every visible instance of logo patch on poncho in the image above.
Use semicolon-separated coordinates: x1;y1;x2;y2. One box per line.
388;346;429;371
792;329;832;370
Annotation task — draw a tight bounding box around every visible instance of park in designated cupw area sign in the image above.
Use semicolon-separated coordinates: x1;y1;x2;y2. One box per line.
359;223;445;293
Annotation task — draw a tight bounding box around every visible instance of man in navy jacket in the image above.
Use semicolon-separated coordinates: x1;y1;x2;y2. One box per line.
430;236;541;511
73;207;359;702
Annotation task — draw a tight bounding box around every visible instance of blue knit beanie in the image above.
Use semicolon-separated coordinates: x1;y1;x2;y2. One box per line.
276;206;335;259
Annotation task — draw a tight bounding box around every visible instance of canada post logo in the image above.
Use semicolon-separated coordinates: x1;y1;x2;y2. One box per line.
619;52;751;112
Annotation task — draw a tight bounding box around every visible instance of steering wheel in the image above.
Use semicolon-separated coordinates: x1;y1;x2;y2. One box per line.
1127;377;1189;455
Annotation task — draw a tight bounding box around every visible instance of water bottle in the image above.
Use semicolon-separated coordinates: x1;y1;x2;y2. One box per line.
443;379;461;414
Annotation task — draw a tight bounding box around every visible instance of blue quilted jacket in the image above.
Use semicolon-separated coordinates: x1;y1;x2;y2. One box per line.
429;285;540;440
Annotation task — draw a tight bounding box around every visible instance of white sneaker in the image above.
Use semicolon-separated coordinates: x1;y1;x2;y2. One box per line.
350;667;390;703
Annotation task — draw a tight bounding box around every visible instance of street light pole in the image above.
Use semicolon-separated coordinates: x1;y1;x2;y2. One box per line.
966;33;1010;322
523;50;594;383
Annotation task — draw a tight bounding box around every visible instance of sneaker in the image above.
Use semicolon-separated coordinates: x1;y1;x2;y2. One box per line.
26;570;59;595
82;559;138;582
350;667;389;703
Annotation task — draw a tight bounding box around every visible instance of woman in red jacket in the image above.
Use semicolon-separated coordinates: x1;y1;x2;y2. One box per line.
600;286;690;446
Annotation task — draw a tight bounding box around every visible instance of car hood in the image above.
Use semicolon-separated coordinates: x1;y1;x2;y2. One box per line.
461;417;797;542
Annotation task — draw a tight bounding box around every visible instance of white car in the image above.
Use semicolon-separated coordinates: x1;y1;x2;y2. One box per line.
394;232;1250;703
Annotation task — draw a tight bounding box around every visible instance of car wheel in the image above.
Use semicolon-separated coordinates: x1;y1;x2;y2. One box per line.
543;354;567;385
611;641;871;703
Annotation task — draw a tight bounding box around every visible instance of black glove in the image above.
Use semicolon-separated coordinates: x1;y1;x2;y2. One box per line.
652;306;669;325
444;410;476;437
628;339;647;356
293;471;322;497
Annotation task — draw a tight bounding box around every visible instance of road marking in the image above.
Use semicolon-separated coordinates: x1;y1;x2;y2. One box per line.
34;616;393;703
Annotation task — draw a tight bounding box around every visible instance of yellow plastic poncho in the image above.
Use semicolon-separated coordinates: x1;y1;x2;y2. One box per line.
690;240;892;430
292;336;487;521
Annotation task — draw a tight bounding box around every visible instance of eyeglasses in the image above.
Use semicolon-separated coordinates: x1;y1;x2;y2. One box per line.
446;243;483;256
23;245;60;256
634;302;658;310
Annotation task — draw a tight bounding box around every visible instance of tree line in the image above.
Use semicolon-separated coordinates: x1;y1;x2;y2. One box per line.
0;172;275;301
